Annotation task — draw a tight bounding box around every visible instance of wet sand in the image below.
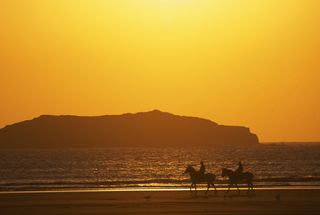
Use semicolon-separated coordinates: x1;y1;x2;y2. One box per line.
0;189;319;215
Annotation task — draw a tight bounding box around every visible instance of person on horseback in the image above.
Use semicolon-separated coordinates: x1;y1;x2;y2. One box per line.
199;161;206;176
235;161;243;174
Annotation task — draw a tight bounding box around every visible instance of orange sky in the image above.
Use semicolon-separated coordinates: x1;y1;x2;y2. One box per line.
1;0;319;142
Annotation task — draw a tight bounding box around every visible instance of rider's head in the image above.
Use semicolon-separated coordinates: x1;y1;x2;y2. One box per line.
200;161;204;165
239;161;242;165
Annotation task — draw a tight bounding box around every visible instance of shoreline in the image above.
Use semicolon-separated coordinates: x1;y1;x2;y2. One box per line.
1;188;319;214
1;185;320;194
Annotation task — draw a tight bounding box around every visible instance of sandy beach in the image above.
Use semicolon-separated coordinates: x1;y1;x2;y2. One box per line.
0;188;319;215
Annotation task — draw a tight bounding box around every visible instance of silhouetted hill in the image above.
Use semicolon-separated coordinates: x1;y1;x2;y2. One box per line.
0;110;259;148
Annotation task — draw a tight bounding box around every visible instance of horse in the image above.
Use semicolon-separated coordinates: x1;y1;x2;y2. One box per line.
221;168;254;195
184;165;217;195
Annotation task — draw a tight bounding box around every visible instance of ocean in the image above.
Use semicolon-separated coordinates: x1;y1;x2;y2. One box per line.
0;144;319;191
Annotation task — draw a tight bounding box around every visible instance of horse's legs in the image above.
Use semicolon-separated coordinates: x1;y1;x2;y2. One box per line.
206;183;210;194
250;182;254;192
212;183;217;195
246;180;251;193
227;183;232;194
246;180;254;192
190;183;194;192
235;183;240;195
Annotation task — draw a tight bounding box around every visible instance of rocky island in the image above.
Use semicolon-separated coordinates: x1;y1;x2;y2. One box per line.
0;110;259;148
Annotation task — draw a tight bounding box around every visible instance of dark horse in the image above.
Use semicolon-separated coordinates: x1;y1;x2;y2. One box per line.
184;165;217;195
221;168;254;195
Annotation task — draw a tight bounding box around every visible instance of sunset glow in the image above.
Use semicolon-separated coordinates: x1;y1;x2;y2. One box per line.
1;0;319;142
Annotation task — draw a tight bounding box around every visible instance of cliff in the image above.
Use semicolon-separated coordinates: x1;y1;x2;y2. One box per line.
0;110;259;148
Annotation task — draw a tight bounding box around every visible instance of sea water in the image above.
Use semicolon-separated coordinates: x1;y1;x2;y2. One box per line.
0;144;319;191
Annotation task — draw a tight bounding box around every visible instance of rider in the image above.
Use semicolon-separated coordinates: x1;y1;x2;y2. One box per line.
235;161;243;174
199;161;206;176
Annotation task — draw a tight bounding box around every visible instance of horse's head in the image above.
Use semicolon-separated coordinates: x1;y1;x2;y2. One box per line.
221;168;227;177
184;165;194;174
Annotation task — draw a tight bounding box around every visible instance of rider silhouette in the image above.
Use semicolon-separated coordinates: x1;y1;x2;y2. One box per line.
235;161;243;174
199;161;206;176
